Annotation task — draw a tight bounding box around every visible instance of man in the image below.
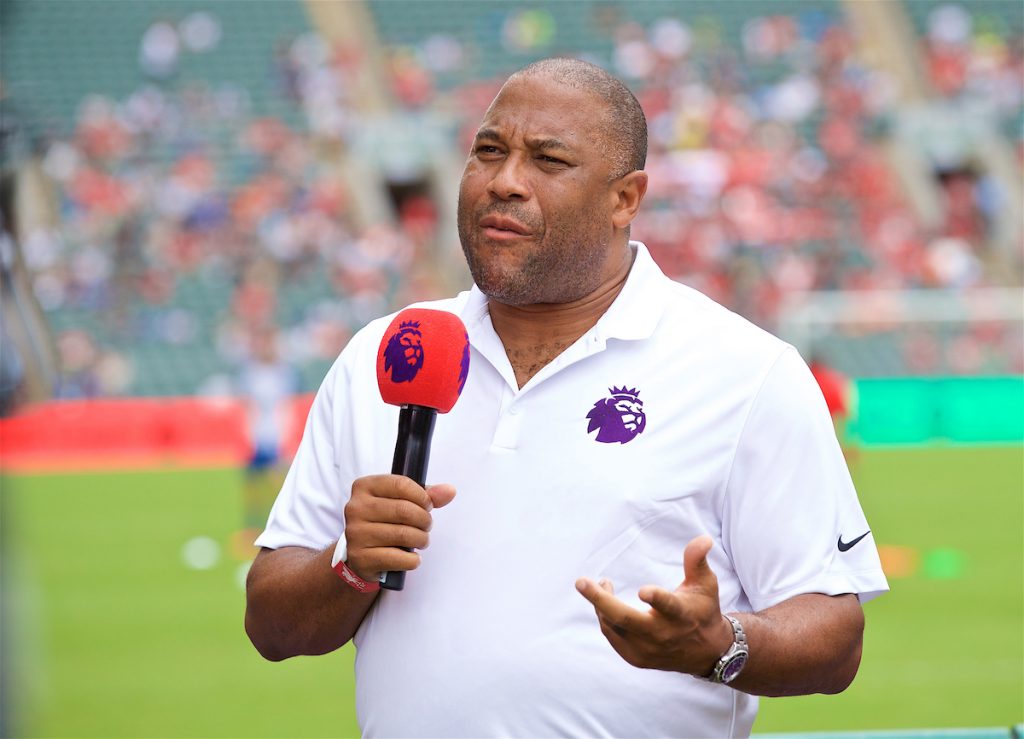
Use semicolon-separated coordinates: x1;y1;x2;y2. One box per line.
237;325;300;535
245;58;888;737
810;354;858;463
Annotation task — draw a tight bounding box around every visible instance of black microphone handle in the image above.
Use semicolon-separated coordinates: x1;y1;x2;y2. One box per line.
380;404;438;591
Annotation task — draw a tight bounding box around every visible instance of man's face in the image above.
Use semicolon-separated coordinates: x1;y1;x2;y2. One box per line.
457;75;624;306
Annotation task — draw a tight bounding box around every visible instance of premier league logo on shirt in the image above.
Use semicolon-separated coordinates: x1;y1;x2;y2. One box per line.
586;386;646;444
383;321;424;383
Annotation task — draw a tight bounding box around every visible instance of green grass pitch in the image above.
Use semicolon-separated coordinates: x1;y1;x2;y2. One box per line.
3;446;1022;737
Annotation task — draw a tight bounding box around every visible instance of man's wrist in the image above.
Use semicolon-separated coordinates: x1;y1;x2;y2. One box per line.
331;535;349;569
698;614;736;677
330;534;380;593
701;614;750;684
333;559;380;593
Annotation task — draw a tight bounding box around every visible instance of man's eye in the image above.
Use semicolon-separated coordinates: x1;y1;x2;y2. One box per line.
539;155;566;165
475;145;501;156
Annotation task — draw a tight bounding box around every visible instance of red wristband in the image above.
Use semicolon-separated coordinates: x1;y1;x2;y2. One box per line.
333;560;380;593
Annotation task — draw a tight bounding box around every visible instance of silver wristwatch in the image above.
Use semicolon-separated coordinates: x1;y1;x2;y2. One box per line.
705;615;749;684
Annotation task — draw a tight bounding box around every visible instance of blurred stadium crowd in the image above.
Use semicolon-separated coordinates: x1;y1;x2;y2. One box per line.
0;0;1021;405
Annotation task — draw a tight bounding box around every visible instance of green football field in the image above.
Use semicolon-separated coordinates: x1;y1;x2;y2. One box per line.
3;445;1022;737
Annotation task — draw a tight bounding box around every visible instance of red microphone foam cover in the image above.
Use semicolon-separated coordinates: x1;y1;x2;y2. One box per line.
376;308;470;413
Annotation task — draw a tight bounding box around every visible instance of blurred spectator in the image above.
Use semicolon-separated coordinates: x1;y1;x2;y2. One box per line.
139;19;181;80
179;12;222;54
237;325;300;532
810;355;857;461
0;320;25;416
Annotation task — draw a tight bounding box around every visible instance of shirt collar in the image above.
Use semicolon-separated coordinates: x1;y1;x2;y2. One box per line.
593;240;668;342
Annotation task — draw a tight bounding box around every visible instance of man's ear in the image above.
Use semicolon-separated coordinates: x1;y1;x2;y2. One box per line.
611;170;649;230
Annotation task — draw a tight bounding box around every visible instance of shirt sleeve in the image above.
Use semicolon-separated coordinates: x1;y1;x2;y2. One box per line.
253;336;367;552
722;347;889;612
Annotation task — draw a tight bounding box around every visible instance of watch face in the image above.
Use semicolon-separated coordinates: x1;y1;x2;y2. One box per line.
721;652;749;684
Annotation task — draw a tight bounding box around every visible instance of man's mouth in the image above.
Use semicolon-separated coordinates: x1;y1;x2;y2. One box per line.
478;214;531;239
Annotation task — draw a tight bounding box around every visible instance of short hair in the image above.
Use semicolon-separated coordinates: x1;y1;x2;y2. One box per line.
510;57;647;179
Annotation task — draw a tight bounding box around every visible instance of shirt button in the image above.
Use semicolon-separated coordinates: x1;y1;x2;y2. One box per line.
509;405;520;415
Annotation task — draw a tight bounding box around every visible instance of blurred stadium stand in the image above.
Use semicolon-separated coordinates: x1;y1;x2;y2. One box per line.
0;0;1020;403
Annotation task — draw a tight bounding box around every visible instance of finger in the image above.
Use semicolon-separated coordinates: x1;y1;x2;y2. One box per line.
579;581;630;640
638;585;684;619
576;577;615;597
682;535;716;588
354;522;429;551
575;577;600;600
425;483;456;510
350;546;421;578
599;579;618;632
365;497;433;530
599;613;630;641
575;578;651;635
356;474;431;508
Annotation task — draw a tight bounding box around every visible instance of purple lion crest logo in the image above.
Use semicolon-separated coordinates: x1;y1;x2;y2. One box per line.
586;386;646;444
383;321;424;383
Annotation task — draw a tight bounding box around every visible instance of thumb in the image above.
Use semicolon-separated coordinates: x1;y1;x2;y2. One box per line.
682;535;716;589
426;483;457;510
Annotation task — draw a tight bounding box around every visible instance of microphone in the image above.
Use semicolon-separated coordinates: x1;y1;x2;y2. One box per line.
375;308;470;590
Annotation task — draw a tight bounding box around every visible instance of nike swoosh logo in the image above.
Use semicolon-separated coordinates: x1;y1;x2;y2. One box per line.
837;531;871;552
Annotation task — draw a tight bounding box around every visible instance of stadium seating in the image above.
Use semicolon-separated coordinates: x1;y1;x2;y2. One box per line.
2;0;1021;398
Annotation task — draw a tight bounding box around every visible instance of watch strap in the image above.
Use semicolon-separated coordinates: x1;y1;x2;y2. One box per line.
704;614;749;684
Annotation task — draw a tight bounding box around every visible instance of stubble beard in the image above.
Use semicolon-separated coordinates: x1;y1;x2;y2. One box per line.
457;203;611;307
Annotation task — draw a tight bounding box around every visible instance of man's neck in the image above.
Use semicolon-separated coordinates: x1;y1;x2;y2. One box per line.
487;245;635;388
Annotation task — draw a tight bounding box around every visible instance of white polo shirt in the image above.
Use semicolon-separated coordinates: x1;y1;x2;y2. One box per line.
256;242;888;738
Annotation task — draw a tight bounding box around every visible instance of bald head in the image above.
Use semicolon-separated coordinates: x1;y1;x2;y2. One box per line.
505;57;647;180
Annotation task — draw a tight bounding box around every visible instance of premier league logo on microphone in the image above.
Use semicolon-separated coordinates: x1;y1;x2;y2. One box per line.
383;321;425;383
377;308;468;413
458;332;470;394
586;386;646;444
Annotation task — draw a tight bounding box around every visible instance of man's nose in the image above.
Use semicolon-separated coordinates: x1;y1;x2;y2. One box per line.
487;156;530;201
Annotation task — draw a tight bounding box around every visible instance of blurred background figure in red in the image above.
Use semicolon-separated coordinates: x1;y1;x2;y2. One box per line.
809;354;857;463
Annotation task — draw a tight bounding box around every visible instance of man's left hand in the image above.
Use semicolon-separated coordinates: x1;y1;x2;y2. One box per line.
575;534;734;676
